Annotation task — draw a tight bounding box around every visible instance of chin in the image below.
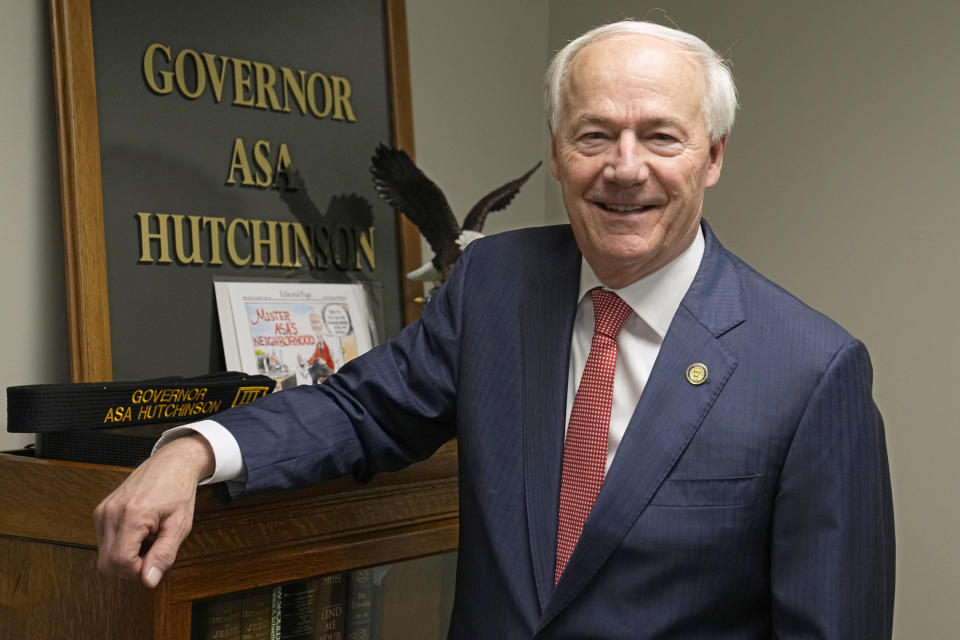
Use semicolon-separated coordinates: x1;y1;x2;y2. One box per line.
590;245;654;276
597;233;656;259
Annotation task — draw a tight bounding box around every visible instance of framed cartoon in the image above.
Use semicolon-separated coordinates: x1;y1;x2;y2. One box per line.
50;0;422;382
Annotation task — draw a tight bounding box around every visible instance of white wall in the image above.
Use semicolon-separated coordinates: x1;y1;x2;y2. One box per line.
0;2;70;450
548;1;958;636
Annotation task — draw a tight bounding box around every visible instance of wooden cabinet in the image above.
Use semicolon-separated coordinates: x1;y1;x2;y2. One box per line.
0;444;458;639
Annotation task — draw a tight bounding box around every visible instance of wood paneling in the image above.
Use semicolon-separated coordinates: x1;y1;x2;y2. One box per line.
0;441;458;638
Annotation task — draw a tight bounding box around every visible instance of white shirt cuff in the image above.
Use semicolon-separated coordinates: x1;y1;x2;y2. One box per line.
153;419;247;487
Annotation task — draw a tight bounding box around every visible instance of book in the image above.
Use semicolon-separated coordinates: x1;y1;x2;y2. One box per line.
240;587;280;640
278;573;346;640
214;281;376;391
279;579;317;640
200;594;243;640
344;569;374;640
271;586;283;640
314;573;347;640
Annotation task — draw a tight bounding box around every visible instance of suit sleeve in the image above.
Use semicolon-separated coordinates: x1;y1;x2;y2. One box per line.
770;339;895;638
213;243;474;495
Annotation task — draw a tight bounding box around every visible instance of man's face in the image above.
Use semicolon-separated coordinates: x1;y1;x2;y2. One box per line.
551;36;726;288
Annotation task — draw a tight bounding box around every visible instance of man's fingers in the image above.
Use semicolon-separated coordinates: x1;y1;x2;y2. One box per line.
94;493;192;587
140;513;193;588
94;496;154;581
92;435;212;585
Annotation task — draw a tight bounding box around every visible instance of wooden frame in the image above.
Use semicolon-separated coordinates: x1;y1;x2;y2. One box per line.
50;0;423;383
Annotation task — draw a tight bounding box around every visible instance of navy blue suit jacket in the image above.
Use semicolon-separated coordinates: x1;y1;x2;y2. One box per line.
218;221;894;639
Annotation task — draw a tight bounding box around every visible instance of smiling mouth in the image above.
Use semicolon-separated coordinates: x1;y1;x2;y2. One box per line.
594;202;656;213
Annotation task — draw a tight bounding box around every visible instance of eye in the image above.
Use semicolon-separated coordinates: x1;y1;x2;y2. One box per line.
580;131;608;141
650;132;677;143
573;131;611;153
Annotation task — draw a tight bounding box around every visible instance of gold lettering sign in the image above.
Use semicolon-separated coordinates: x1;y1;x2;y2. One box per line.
102;386;222;424
142;42;358;122
136;212;375;273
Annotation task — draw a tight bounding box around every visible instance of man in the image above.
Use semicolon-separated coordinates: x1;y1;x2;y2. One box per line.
306;312;336;382
96;21;894;638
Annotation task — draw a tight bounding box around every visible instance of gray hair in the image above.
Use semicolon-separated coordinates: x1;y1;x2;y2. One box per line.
545;20;738;143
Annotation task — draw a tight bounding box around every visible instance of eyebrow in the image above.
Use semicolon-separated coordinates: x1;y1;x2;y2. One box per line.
576;114;608;125
572;114;683;130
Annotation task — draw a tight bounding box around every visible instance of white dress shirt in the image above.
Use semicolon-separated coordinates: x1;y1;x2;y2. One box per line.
158;228;704;486
567;228;704;472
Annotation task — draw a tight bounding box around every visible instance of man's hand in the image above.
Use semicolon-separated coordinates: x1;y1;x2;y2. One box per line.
94;434;215;588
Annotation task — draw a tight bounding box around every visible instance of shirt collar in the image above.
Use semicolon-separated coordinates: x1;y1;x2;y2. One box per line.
577;226;705;338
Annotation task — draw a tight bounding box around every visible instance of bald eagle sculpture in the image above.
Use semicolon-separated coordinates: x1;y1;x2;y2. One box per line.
369;143;541;285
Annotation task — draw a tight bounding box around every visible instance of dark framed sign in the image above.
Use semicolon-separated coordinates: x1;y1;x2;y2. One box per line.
50;0;422;382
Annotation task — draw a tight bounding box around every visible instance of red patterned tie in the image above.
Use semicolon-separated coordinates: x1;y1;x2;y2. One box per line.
555;288;633;584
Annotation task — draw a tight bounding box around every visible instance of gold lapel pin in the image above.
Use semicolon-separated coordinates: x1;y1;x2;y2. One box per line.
686;363;708;385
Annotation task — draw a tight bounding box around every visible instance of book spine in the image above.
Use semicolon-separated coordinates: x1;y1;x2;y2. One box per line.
240;588;275;640
344;569;374;640
315;573;347;640
201;594;243;640
270;585;283;640
279;579;318;640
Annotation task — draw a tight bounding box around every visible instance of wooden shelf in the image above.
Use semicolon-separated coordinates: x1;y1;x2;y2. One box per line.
0;442;458;639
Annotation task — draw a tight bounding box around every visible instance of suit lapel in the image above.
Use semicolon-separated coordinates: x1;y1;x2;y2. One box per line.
522;230;581;613
538;221;747;629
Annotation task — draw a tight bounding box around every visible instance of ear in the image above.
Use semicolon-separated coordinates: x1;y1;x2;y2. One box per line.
549;131;560;180
704;135;727;188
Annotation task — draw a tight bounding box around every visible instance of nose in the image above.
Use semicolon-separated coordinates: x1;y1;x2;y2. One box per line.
603;132;649;185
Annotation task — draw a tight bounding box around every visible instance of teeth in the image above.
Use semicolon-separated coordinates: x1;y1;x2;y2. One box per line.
602;203;646;212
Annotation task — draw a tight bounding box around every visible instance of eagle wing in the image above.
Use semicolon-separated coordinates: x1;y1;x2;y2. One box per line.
325;192;375;230
462;160;542;232
370;144;461;268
